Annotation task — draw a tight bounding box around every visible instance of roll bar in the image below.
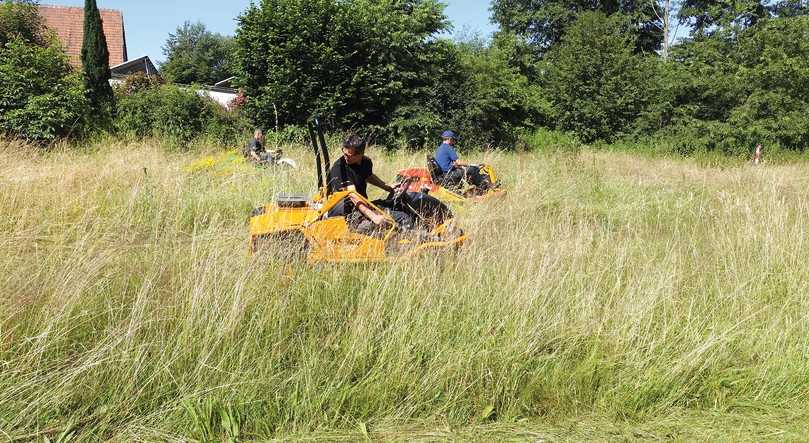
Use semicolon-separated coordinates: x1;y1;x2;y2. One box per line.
307;117;332;196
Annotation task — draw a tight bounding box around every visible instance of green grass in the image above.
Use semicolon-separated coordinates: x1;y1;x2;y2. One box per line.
2;139;809;441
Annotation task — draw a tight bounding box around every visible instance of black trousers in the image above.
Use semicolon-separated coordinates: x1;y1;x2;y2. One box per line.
443;165;485;189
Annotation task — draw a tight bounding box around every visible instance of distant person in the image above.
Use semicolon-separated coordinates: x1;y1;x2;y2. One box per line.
245;128;281;164
328;135;394;228
434;130;486;190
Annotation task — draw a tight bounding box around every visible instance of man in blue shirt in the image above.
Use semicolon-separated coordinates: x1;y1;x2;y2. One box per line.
434;130;485;190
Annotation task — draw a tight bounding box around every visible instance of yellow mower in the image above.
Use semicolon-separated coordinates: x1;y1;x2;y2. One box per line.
248;120;467;263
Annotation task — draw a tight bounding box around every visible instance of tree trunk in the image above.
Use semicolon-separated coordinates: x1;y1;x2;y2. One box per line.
662;0;670;60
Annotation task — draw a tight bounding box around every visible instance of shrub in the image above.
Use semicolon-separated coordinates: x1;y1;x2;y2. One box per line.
524;127;579;152
0;36;89;143
115;83;248;149
386;37;549;150
446;39;549;149
0;0;46;47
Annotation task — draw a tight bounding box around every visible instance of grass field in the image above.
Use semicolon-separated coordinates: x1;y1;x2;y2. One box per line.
2;139;809;441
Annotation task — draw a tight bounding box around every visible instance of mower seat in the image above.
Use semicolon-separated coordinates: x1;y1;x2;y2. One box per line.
426;155;445;183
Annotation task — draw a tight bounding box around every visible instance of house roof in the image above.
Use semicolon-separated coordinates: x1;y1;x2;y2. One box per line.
38;4;127;68
110;56;158;78
214;77;236;88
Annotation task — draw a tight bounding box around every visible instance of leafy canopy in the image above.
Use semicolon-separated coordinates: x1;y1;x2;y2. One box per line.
490;0;663;56
234;0;449;134
0;0;46;47
161;21;235;85
661;15;809;153
543;12;657;143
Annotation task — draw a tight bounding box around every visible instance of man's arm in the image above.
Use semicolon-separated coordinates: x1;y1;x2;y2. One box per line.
348;193;389;226
368;174;394;193
448;147;465;167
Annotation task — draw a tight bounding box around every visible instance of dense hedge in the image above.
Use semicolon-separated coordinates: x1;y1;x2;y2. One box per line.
114;82;249;148
0;36;89;143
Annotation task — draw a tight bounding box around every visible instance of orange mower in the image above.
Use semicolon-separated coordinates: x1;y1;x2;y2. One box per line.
396;156;505;203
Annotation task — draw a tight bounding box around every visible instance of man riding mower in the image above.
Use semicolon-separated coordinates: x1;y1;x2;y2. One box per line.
248;119;466;262
396;130;504;202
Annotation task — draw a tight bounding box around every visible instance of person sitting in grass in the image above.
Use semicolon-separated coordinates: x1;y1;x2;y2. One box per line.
434;130;487;191
244;128;281;165
327;134;395;230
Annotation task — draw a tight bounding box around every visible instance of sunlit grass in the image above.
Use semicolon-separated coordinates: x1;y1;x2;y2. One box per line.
1;139;809;440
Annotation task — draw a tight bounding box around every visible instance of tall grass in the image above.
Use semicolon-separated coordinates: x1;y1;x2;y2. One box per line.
2;140;809;441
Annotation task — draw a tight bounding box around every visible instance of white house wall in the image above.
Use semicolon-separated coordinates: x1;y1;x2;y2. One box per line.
197;90;238;109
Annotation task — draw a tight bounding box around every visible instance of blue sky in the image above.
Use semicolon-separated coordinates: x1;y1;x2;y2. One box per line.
44;0;498;64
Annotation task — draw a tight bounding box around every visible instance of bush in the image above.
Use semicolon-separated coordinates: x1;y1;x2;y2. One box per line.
386;37;549;150
0;36;89;143
447;38;549;149
115;82;248;149
524;127;579;152
0;0;45;47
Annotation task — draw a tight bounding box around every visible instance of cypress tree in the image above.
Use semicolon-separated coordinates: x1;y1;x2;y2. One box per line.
81;0;114;114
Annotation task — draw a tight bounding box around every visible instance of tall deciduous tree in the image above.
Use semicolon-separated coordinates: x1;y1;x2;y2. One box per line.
234;0;448;132
161;21;235;85
544;12;657;142
490;0;663;56
81;0;113;114
678;0;768;36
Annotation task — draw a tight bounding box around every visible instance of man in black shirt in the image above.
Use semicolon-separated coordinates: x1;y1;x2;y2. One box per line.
327;135;394;227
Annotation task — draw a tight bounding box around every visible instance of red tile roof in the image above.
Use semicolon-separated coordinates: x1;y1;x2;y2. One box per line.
38;4;127;68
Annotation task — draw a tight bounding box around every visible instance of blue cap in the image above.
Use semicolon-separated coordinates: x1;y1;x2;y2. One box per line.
441;130;457;139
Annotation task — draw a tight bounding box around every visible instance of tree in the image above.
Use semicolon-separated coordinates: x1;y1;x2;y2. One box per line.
0;0;46;47
660;15;809;153
160;21;235;85
490;0;664;56
81;0;114;115
442;37;548;147
678;0;768;36
543;12;658;142
234;0;449;134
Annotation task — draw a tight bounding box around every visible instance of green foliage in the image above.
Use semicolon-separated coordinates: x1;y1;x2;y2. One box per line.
81;0;114;116
443;38;548;148
0;0;45;47
115;71;164;95
523;127;579;152
182;398;243;442
490;0;663;55
114;83;248;149
234;0;449;134
678;0;770;36
543;12;657;143
0;36;89;142
654;16;809;154
161;21;235;85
